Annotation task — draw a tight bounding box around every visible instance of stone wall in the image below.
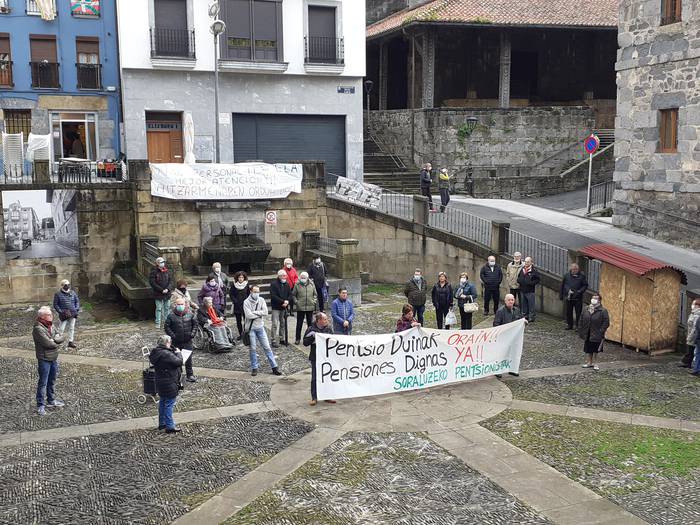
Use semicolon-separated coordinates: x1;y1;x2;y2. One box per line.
613;0;700;250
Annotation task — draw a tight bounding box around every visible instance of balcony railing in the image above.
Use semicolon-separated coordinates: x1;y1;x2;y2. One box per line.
0;0;10;13
76;63;102;89
30;61;60;88
150;27;196;59
0;160;128;186
0;60;12;86
26;0;56;16
304;36;344;65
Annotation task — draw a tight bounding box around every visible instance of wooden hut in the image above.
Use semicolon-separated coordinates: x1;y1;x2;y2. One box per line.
580;244;687;355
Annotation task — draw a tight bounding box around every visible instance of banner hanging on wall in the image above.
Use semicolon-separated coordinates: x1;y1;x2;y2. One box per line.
150;162;303;200
315;320;525;400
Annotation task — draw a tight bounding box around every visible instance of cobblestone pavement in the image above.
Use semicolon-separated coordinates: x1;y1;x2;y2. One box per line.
231;431;553;525
0;356;271;434
0;411;313;525
0;304;97;339
482;410;700;525
508;362;700;420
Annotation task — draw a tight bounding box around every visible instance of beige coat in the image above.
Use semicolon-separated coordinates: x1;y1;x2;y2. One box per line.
505;260;524;289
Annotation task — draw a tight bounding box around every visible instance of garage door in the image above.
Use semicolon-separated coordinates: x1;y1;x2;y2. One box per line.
233;114;346;177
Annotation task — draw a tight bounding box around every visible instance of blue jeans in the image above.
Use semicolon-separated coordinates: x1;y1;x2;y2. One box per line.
521;292;536;321
36;359;59;407
411;304;425;326
154;298;169;327
693;344;700;374
249;326;277;370
158;396;177;429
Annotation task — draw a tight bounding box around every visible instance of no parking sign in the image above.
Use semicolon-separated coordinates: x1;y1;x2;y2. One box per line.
584;134;600;155
265;210;277;225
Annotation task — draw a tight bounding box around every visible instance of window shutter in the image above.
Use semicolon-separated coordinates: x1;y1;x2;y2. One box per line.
0;34;9;55
30;35;57;62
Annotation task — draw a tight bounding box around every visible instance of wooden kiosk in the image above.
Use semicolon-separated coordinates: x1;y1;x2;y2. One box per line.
580;244;687;356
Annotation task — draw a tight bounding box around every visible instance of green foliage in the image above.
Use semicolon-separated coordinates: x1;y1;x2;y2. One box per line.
80;302;94;312
364;284;404;297
596;434;700;477
471;17;492;24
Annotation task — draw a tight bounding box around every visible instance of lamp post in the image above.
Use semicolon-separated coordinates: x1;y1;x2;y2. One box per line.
465;116;478;134
364;79;374;131
209;2;225;163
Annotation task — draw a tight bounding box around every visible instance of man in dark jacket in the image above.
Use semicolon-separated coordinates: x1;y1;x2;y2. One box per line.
303;312;335;406
33;306;65;416
560;263;588;330
493;294;525;378
149;335;183;433
308;256;328;312
404;268;428;326
165;297;198;382
149;257;173;329
270;269;292;347
480;256;503;316
53;279;80;349
419;162;435;211
516;257;541;322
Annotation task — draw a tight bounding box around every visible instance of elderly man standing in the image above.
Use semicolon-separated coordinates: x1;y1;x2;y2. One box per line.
270;269;292;348
33;306;65;416
149;334;183;433
480;255;503;316
505;252;524;307
149;257;173;329
517;257;541;323
53;279;80;349
331;287;354;334
244;285;283;377
493;294;525;378
303;312;335;406
560;263;588;330
165;297;198;383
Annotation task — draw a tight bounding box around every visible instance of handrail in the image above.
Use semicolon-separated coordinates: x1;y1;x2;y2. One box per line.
365;129;407;170
559;141;614;178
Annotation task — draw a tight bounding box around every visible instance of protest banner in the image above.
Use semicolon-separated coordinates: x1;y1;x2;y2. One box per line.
315;320;525;400
150;162;303;200
333;175;383;209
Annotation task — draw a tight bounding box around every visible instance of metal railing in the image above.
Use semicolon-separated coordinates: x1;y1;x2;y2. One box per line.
588;259;602;292
26;0;55;15
589;180;615;213
0;160;127;185
505;229;569;277
76;63;102;89
0;59;12;86
150;27;196;59
307;236;338;256
143;241;160;262
0;0;10;13
30;61;59;88
304;36;344;65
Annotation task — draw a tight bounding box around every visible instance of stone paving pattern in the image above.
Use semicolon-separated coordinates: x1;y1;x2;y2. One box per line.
0;411;313;525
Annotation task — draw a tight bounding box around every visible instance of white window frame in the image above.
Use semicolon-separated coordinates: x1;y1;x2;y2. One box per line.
49;111;100;163
303;0;343;43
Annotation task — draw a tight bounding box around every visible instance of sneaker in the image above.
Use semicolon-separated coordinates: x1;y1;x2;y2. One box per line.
593;365;600;371
251;369;258;376
47;400;65;408
294;339;300;345
68;341;77;349
582;364;592;368
158;424;166;430
165;427;181;433
186;375;197;383
37;405;46;416
271;368;283;376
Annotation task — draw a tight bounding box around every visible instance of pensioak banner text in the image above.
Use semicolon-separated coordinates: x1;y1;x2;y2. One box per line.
315;320;525;400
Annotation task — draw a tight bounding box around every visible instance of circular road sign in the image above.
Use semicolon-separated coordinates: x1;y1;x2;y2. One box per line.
584;134;600;155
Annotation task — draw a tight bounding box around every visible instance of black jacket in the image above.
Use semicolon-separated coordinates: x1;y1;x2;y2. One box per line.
308;263;327;289
303;321;334;362
493;305;522;326
516;266;541;294
270;279;292;310
431;283;454;310
560;272;588;301
164;311;197;347
196;305;224;327
578;305;610;343
149;345;183;399
480;264;503;289
404;278;428;306
229;283;250;314
420;168;432;190
149;267;173;300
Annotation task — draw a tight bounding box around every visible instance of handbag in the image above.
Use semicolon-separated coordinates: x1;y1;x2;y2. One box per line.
463;293;479;313
445;309;457;326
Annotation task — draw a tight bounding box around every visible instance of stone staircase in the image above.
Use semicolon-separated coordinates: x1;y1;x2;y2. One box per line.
594;129;615;149
363;130;421;194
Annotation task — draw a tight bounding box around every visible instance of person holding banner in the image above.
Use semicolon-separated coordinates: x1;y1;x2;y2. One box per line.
293;272;318;345
493;293;524;378
303;312;335;406
330;288;354;335
404;269;428;326
396;304;421;332
431;272;454;329
455;272;478;330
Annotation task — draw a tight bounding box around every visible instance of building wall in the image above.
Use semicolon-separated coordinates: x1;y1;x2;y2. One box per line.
613;0;700;250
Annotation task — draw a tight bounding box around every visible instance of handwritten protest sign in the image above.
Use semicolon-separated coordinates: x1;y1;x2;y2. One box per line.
334;175;383;209
150;162;303;200
315;320;525;400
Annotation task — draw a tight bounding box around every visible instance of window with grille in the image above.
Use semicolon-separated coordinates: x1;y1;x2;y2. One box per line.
659;108;678;153
661;0;682;25
0;33;11;87
76;37;101;89
3;109;32;136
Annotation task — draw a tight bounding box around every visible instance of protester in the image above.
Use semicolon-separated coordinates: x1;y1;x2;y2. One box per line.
33;306;65;416
304;311;335;406
480;255;503;316
690;315;700;377
396;304;421;332
578;293;610;371
270;269;292;347
282;258;299;290
681;299;700;368
560;263;588;330
149;257;173;329
211;262;229;312
52;279;80;349
505;252;524;306
454;272;478;330
517;257;540;322
149;334;183;433
293;271;317;344
331;287;355;334
419;162;435;211
438;168;451;212
493;293;524;378
229;271;250;339
165;297;197;382
196;296;234;352
308;256;328;312
404;268;428;326
170;279;198;311
198;273;225;311
244;285;282;377
431;272;454;329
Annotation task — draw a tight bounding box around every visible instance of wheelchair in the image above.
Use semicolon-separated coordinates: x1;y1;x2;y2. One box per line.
192;323;236;353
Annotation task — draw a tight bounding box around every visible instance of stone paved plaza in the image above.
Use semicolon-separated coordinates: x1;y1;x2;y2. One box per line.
0;291;698;525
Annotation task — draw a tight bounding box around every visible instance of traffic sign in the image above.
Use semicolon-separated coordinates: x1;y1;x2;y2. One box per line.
584;134;600;155
265;210;277;225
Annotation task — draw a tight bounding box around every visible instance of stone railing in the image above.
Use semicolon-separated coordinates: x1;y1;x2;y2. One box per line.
138;236;184;283
302;231;360;280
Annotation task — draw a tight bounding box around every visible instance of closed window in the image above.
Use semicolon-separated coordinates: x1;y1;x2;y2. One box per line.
659;108;678;153
30;35;59;88
661;0;682;25
222;0;282;61
0;33;11;86
76;37;101;89
3;109;32;136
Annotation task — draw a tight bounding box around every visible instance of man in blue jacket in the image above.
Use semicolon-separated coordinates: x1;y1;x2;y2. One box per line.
52;279;80;349
330;287;354;334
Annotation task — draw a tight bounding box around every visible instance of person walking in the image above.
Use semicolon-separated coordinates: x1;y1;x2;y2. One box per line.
149;257;173;329
303;312;335;406
438;168;451;213
149;335;183;433
198;273;225;312
517;257;541;322
308;256;328;312
578;293;610;371
270;270;292;348
420;162;436;212
165;297;198;383
505;252;524;306
170;279;199;312
560;263;588;330
229;271;250;339
292;272;317;345
493;293;525;378
396;304;421;332
282;258;299;290
681;299;700;368
244;285;282;377
330;287;354;334
404;268;428;326
454;272;478;329
33;306;65;416
53;279;80;349
211;262;230;312
480;256;503;316
690;315;700;377
431;272;454;329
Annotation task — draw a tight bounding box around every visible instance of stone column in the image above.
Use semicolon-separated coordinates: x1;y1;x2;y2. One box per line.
378;42;388;111
335;239;360;279
421;31;435;109
498;31;511;109
413;195;429;225
491;221;510;254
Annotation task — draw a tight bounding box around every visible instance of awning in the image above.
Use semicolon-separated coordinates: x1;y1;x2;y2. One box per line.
580;243;687;285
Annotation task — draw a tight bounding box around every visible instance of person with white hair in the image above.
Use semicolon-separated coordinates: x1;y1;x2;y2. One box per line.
211;262;229;312
292;271;317;344
505;252;524;307
33;306;65;416
281;258;299;289
148;334;183;433
480;255;503;316
244;285;282;376
270;269;292;347
52;279;80;349
493;294;525;378
149;256;173;329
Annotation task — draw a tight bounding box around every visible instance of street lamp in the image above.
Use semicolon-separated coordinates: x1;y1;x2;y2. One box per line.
465;116;478;134
364;79;374;130
209;2;225;163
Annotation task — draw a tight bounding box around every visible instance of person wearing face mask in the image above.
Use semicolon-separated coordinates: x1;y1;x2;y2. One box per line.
149;257;173;329
165;297;198;382
270;270;292;347
331;287;355;335
505;252;524;307
681;299;700;368
170;279;198;312
198;273;225;312
52;279;80;349
480;256;503;316
308;256;328;312
196;296;234;352
578;293;610;371
560;263;588;330
149;335;183;433
454;272;478;330
211;262;230;313
493;294;525;378
516;257;540;323
404;268;428;326
229;271;250;340
292;271;318;344
282;258;299;290
304;312;335;406
244;285;282;377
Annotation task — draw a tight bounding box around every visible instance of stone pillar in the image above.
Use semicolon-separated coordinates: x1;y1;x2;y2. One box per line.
413;195;429;225
491;221;510;254
302;230;321;253
421;31;435;109
335;239;360;279
498;31;511;109
378;42;388;111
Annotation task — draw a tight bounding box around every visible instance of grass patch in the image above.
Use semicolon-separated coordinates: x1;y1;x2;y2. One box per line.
230;490;348;525
363;283;404;297
80;302;95;312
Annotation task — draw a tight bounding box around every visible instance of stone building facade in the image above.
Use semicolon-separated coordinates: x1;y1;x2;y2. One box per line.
613;0;700;249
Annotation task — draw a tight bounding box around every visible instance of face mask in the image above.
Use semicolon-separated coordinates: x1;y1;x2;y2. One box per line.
62;285;70;291
591;299;599;306
460;278;467;284
214;269;220;274
209;281;216;287
286;264;292;269
300;278;308;283
176;305;185;313
158;262;165;268
413;275;421;281
251;293;259;301
488;261;495;267
280;279;287;284
314;260;321;266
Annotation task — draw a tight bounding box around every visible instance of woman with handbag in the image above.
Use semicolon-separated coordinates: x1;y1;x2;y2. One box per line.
431;272;454;329
455;272;478;330
578;293;610;371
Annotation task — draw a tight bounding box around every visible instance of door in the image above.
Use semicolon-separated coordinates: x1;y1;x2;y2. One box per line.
146;112;183;163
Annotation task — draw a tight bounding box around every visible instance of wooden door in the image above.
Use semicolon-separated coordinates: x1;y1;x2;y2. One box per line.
146;129;183;163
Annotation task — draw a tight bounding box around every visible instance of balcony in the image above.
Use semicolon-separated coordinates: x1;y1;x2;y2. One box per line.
0;0;10;13
30;61;60;88
0;59;12;87
150;27;195;60
0;160;128;188
76;63;102;90
26;0;56;17
304;36;344;75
